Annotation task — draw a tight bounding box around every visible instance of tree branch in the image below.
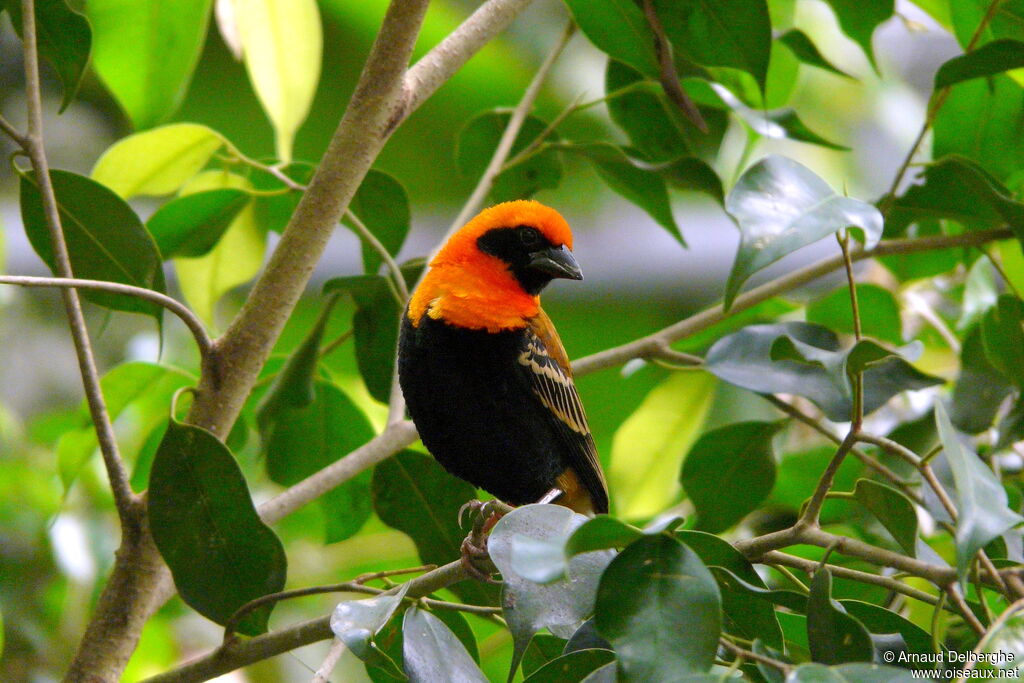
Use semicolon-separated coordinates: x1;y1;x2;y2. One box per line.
0;112;28;147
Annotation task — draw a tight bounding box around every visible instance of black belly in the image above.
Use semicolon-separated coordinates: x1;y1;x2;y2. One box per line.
398;315;567;505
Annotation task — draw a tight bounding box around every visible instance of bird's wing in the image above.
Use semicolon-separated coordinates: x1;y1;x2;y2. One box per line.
520;309;609;513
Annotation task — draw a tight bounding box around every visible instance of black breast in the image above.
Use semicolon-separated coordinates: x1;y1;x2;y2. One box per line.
398;314;568;505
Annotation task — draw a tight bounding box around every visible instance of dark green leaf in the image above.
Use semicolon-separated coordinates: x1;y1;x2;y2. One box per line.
724;155;881;309
778;29;853;78
264;382;375;543
402;607;488;683
20;169;166;319
330;584;410;659
564;619;611;654
705;323;943;422
982;295;1024;387
523;649;615;683
681;421;780;533
709;566;809;613
821;0;895;68
565;516;643;557
431;608;479;664
852;479;918;556
344;170;412;275
807;284;902;346
654;0;772;92
562;0;658;76
562;143;683;245
595;534;721;681
146;189;250;258
952;326;1013;434
787;663;918;682
372;451;497;607
837;600;934;658
148;419;287;635
996;394;1024;451
936;39;1024;87
523;634;566;676
806;570;873;664
456;111;563;203
959;258;999;332
6;0;91;111
936;402;1024;577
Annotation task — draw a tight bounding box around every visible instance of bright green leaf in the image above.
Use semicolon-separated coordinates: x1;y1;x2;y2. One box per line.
951;0;1024;51
92;123;226;199
778;29;853;78
821;0;895;69
852;479;918;556
936;39;1024;88
724;155;882;310
562;0;658;77
6;0;91;111
147;189;250;258
344;170;412;275
87;0;212;128
148;418;287;635
609;371;716;518
236;0;322;162
806;569;873;664
565;516;643;557
681;421;780;533
807;284;902;346
402;607;488;683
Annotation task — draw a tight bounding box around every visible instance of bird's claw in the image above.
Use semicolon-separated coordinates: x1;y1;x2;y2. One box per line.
457;499;508;583
460;536;499;583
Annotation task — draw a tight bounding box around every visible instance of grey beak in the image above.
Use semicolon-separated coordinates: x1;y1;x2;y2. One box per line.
528;245;583;281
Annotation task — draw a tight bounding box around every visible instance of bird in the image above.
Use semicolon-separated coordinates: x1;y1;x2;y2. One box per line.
398;200;609;517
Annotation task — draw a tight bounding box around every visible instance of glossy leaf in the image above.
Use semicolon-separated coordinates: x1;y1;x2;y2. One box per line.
91;123;225;198
838;600;934;657
343;170;412;275
87;0;212;129
330;583;409;659
952;325;1013;434
562;0;658;76
523;649;615;683
936;39;1024;88
174;171;266;327
680;421;780;533
778;29;852;78
456;111;563;204
609;372;716;518
724;155;882;309
148;418;286;635
146;189;250;258
821;0;894;68
705;323;942;422
936;402;1024;577
595;534;721;681
807;284;902;346
565;516;643;557
710;567;808;612
981;295;1024;387
522;634;566;677
402;607;488;683
372;451;497;607
806;570;873;664
489;505;614;678
5;0;91;111
236;0;322;162
20;169;166;319
564;619;612;654
562;143;683;245
852;479;918;556
264;382;375;543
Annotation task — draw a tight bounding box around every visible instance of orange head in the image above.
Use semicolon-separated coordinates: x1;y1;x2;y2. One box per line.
408;200;583;332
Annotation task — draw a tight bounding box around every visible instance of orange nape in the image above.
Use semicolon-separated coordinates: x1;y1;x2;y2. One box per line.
408;201;576;333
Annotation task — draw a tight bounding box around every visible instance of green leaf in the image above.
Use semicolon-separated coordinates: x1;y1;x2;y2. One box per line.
87;0;212;129
807;284;903;346
146;189;250;258
981;295;1024;387
681;421;780;533
523;649;615;683
251;162;315;234
821;0;894;69
935;402;1024;578
936;39;1024;88
705;323;942;422
344;170;412;275
778;29;853;78
91;123;226;199
264;382;375;543
5;0;91;111
852;479;918;556
837;600;934;658
148;418;287;635
489;505;615;679
654;0;772;92
330;583;410;660
724;155;882;310
934;74;1024;182
323;274;400;403
608;372;716;518
787;663;918;682
951;0;1024;51
562;0;658;77
974;600;1024;674
19;169;166;319
595;534;721;681
372;451;497;606
236;0;322;162
561;143;683;245
709;566;808;612
402;607;488;683
456;111;563;204
951;325;1013;434
523;635;567;677
565;516;643;557
806;569;873;664
174;171;267;327
958;258;999;331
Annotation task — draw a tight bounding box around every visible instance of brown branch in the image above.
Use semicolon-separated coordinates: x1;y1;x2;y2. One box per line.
0;112;28;147
946;583;987;635
641;0;707;131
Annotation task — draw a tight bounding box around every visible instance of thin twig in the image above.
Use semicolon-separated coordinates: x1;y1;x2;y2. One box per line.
311;639;346;683
946;583;987;636
719;638;790;673
345;209;409;304
502;92;586;170
800;432;860;527
0;112;28;147
641;0;706;131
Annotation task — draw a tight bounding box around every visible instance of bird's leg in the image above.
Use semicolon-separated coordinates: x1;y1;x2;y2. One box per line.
458;499;508;583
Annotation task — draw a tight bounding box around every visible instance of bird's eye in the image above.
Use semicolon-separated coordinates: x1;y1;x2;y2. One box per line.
519;226;542;247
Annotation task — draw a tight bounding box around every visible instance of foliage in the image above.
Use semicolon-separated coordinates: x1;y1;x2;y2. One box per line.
3;0;1024;681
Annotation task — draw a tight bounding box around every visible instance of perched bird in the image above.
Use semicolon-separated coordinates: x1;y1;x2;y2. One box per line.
398;200;609;516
